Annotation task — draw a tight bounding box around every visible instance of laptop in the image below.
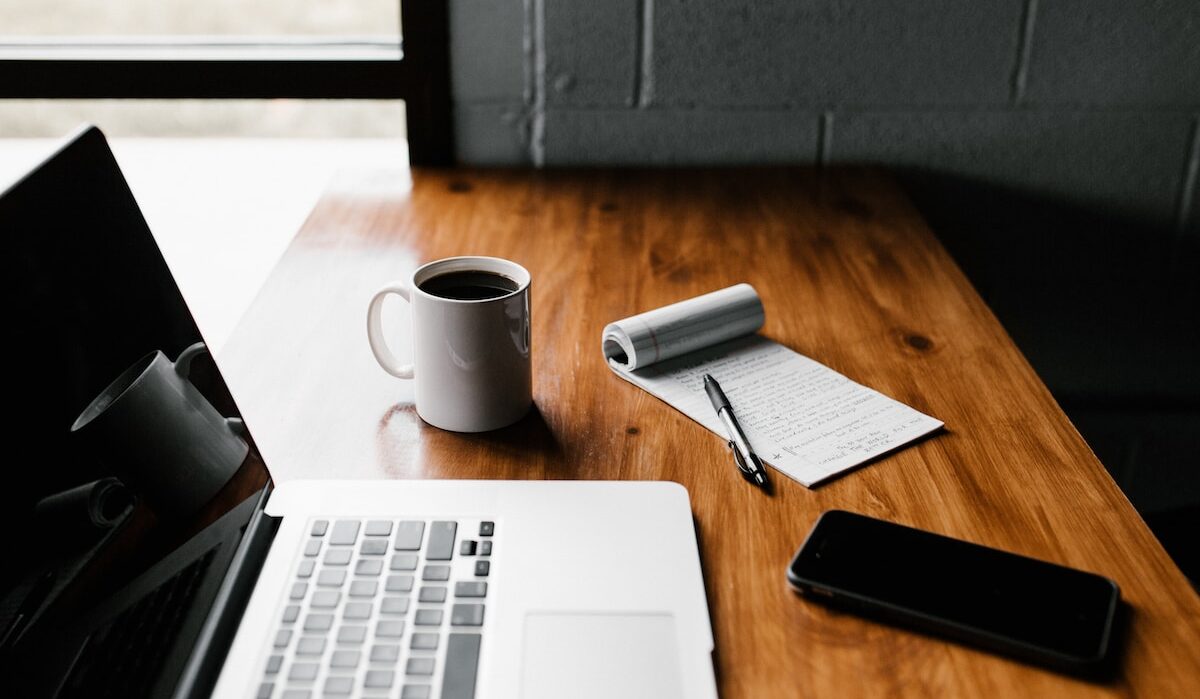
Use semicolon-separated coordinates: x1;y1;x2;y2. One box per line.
0;126;717;699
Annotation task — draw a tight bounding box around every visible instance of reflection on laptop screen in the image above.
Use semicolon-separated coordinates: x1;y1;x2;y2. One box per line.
0;126;269;688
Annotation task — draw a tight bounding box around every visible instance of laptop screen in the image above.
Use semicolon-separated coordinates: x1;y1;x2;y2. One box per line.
0;126;270;641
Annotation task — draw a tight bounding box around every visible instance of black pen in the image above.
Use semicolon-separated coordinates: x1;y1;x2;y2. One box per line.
703;374;770;491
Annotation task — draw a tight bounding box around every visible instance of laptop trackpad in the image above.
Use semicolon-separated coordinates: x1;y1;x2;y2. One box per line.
520;612;685;699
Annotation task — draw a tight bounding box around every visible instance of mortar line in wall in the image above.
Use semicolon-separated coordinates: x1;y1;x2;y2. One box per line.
1175;116;1200;237
540;104;1200;115
633;0;654;107
1010;0;1038;104
529;0;546;166
521;0;534;107
816;112;834;168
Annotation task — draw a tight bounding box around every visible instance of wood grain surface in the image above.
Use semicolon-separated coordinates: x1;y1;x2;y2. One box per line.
220;167;1200;697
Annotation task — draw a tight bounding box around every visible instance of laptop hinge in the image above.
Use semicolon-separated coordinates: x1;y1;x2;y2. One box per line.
172;485;280;699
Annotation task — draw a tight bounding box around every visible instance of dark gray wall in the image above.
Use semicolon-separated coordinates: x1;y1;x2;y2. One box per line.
448;0;1200;574
449;1;1198;240
450;1;1199;206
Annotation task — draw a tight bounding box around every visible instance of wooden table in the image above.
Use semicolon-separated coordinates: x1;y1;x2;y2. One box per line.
221;167;1200;697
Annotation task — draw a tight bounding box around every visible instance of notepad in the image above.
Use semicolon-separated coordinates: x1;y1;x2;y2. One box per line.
602;284;944;487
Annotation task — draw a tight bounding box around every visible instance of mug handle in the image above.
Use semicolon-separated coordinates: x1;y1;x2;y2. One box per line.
367;282;415;379
173;342;248;438
173;341;209;378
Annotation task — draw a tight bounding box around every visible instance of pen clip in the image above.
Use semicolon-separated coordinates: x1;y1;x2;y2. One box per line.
728;440;754;476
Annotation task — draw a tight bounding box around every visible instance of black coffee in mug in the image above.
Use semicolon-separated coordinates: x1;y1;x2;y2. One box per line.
419;270;520;300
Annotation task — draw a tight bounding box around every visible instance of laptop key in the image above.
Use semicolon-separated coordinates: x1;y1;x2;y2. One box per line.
324;676;353;695
451;603;485;627
443;633;482;699
266;655;284;674
370;644;400;662
349;580;378;597
356;559;384;576
290;582;308;600
289;662;319;681
479;541;492;556
386;574;414;592
324;549;352;566
426;521;457;560
330;520;360;545
303;614;333;632
337;625;367;644
376;620;405;638
381;597;410;614
282;691;311;699
343;602;373;620
360;539;388;556
310;591;340;608
330;649;361;667
296;560;315;578
454;581;487;598
311;520;329;537
365;520;393;536
282;605;301;622
401;686;431;699
410;633;439;650
414;609;443;626
257;683;274;699
422;565;450;582
479;521;494;537
406;657;435;676
391;553;418;571
419;586;447;603
364;670;394;689
317;569;346;587
274;629;293;648
474;560;490;577
460;540;477;556
296;637;326;655
394;521;425;550
303;539;321;557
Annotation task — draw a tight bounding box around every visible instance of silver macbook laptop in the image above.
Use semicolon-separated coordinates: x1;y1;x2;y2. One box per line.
0;126;717;699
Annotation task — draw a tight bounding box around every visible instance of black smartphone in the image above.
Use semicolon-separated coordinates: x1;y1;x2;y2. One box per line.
787;510;1121;673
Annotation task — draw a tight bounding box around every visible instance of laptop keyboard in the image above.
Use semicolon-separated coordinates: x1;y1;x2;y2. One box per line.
259;518;493;699
61;548;218;699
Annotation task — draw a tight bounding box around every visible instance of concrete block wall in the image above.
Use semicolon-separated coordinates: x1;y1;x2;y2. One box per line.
449;0;1200;230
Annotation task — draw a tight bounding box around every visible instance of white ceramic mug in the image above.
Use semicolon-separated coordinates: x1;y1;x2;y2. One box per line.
367;256;532;432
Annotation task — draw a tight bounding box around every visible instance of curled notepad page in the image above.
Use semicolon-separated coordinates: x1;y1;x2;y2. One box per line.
602;283;765;371
602;284;943;487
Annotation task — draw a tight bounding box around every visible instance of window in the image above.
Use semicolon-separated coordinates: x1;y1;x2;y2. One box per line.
4;0;401;38
0;1;450;163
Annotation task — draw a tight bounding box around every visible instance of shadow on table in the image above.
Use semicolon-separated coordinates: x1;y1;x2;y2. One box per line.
378;402;567;479
888;170;1200;584
461;404;566;469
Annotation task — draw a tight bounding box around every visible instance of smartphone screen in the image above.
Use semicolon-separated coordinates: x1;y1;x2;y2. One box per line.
787;510;1120;671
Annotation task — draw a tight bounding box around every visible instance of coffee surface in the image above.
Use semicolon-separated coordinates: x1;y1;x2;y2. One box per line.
419;270;519;300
